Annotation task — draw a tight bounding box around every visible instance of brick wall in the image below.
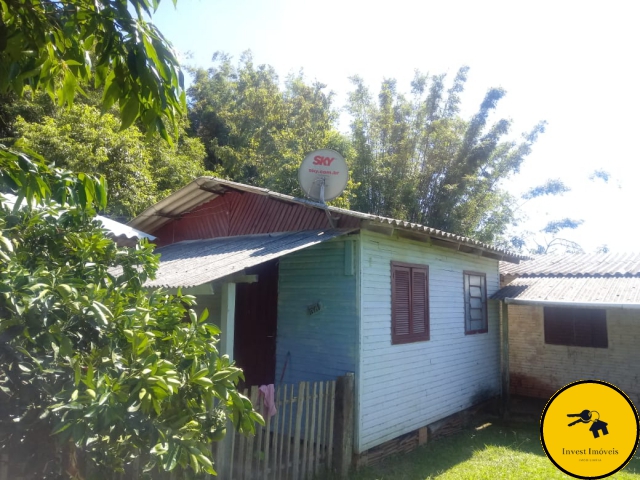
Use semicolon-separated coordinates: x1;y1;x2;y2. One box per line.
509;305;640;405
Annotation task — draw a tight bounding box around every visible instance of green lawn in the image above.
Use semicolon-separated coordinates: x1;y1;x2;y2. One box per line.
348;419;640;480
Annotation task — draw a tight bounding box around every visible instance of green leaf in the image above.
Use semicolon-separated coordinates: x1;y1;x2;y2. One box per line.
84;363;94;389
191;368;209;380
190;453;200;474
151;443;168;455
56;284;73;299
101;72;120;112
197;453;215;474
191;377;213;387
74;362;81;386
18;364;31;373
60;70;77;107
120;95;140;130
52;422;72;435
164;444;180;471
0;234;13;252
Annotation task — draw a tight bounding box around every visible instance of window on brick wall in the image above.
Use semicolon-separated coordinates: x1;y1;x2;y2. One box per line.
391;261;429;344
544;306;608;348
464;271;488;334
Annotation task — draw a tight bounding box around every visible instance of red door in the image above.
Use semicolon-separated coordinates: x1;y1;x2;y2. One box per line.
233;260;278;387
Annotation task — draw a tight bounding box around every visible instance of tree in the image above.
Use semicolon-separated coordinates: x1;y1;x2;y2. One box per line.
507;178;584;254
530;218;585;254
2;2;261;477
346;69;546;243
0;147;262;478
1;0;186;140
13;101;206;219
187;52;354;205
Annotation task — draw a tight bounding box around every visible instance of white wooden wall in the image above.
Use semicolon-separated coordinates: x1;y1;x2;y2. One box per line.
509;305;640;406
357;230;502;452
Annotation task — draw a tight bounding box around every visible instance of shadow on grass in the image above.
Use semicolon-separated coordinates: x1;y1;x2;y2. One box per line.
338;416;640;480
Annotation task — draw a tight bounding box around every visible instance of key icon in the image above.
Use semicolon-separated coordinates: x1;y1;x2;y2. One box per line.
567;409;592;426
566;410;609;438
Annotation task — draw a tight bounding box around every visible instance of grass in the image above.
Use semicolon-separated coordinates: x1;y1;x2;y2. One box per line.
347;419;640;480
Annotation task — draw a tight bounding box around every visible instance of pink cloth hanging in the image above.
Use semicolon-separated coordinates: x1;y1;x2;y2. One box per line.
258;384;277;418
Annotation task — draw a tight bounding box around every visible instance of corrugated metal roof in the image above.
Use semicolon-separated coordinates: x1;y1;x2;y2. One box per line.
1;193;155;242
500;253;640;277
491;276;640;305
145;229;353;288
129;177;526;262
150;189;360;246
96;216;155;242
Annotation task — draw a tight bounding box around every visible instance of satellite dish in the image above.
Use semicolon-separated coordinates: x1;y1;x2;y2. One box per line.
298;149;348;203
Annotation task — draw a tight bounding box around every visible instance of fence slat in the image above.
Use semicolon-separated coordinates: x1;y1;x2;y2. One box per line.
256;393;265;478
327;380;336;471
301;381;311;479
270;385;281;480
307;381;318;478
286;384;295;480
263;392;272;480
292;381;306;480
322;381;330;466
277;385;287;480
314;381;325;475
228;418;236;480
0;454;8;480
246;386;260;478
236;387;248;479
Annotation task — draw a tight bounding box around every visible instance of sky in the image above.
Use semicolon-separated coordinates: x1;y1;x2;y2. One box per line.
152;0;640;253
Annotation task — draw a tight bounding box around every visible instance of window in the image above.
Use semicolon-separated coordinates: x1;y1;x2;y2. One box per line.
464;271;488;334
544;307;608;348
391;261;429;344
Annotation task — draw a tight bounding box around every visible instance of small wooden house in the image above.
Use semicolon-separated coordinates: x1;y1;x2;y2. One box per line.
129;177;524;464
493;254;640;406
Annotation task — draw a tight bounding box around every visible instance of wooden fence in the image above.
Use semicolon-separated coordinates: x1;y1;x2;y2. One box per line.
0;374;355;480
217;379;337;480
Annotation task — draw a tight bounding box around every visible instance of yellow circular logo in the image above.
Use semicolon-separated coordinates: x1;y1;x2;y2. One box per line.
541;380;639;479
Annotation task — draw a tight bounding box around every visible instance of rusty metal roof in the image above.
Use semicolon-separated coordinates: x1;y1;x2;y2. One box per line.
129;177;525;263
491;276;640;306
145;229;353;288
500;253;640;277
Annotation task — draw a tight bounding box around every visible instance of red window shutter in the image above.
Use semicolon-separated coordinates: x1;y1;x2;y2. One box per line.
391;262;430;344
544;307;607;348
392;265;411;337
589;309;608;348
411;268;428;337
544;307;573;345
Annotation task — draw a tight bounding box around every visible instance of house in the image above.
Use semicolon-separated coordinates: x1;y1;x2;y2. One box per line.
1;192;155;247
492;253;640;406
128;176;524;464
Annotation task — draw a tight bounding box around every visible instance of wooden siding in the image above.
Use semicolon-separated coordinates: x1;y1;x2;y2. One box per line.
509;305;640;405
152;190;359;246
276;239;358;386
357;230;501;452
